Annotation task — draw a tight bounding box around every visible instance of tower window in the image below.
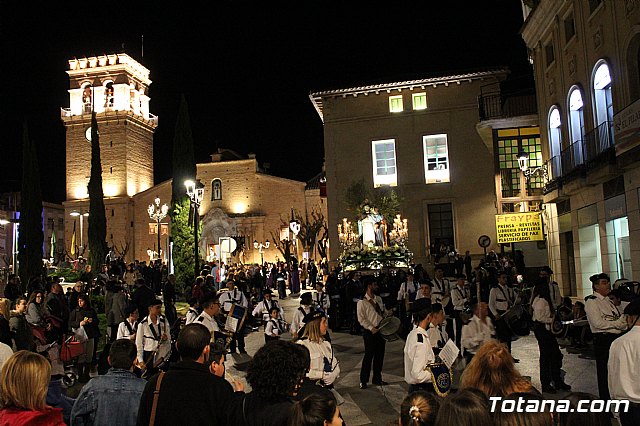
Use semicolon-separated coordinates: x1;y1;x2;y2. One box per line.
110;167;113;174
212;179;222;201
82;84;92;114
105;81;114;109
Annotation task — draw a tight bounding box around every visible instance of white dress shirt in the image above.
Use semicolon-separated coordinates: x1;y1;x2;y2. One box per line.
404;326;435;385
608;326;640;403
291;306;313;337
185;308;199;325
265;318;286;337
357;293;385;332
397;281;419;301
585;292;627;334
532;296;554;328
431;278;450;305
461;315;495;354
489;284;513;317
297;338;340;385
135;315;169;363
195;310;220;336
427;323;448;350
313;291;330;312
219;288;248;313
252;299;284;321
451;285;469;311
116;319;138;340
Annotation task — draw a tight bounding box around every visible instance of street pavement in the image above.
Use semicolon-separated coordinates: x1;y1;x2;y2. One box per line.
226;292;600;426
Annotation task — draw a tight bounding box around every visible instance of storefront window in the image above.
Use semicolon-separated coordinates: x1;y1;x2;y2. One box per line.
578;224;602;297
605;216;631;281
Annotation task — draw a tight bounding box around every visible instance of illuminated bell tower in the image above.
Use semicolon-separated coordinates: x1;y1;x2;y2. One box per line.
61;54;157;199
61;54;158;259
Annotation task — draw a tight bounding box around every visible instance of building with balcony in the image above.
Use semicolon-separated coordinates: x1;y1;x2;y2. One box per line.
521;0;640;299
311;70;512;266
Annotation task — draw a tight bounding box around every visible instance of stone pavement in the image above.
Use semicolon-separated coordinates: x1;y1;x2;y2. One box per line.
226;293;600;426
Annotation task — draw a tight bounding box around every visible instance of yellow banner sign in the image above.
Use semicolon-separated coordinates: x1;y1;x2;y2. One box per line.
495;212;544;243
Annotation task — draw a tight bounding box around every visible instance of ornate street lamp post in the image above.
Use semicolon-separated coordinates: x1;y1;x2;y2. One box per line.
253;240;270;265
185;180;204;277
148;197;168;261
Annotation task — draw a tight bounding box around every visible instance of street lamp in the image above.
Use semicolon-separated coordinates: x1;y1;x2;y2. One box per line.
70;210;89;256
185;179;204;277
147;196;169;261
289;208;300;260
518;149;548;181
253;240;270;265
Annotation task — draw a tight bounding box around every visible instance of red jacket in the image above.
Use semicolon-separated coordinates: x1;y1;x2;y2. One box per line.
0;407;65;426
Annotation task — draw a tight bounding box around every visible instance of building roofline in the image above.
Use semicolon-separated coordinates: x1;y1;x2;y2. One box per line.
309;68;510;121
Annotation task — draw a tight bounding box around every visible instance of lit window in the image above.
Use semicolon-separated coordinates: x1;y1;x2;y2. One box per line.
389;95;403;113
423;134;450;183
412;93;427;110
371;139;398;187
592;61;613;127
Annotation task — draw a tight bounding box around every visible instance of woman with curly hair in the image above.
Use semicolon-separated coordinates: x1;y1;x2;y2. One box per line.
229;339;309;426
460;340;534;397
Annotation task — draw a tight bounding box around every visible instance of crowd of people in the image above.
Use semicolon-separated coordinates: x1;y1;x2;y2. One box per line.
0;251;639;425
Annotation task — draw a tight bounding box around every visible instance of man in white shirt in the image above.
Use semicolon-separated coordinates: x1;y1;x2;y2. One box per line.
585;273;628;400
313;282;330;313
415;281;432;301
219;280;248;354
116;305;139;341
185;298;200;325
252;290;284;323
539;266;562;308
608;298;640;425
489;271;516;358
403;298;436;393
461;302;495;363
432;266;454;343
356;280;387;389
291;292;314;340
135;299;170;374
195;293;222;337
451;274;470;348
397;272;419;336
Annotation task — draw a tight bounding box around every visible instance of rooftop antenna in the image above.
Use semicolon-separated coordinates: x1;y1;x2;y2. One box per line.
141;35;144;59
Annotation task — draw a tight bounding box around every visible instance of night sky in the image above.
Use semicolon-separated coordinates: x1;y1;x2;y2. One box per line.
0;2;531;204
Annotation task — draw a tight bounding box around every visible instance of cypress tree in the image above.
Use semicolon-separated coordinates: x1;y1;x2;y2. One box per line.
170;95;198;288
17;121;44;285
87;113;107;272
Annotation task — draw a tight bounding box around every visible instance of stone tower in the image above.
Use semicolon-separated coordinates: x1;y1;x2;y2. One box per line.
61;53;158;260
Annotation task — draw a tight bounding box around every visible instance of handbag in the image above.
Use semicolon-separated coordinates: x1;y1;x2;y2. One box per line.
60;336;84;362
73;326;88;343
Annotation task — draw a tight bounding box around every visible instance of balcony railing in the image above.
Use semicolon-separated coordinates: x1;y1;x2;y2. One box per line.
583;121;614;164
478;90;537;121
560;140;584;176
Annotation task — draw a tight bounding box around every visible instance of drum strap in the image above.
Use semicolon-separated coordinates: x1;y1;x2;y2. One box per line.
498;286;512;306
149;371;166;426
124;320;137;335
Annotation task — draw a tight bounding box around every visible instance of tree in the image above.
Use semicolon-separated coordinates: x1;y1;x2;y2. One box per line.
171;197;200;290
171;95;196;203
17;121;44;284
295;207;326;260
87;113;108;272
343;178;402;223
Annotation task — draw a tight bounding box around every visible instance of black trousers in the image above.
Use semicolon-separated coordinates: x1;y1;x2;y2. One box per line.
495;314;512;352
453;311;464;348
620;402;640;426
229;329;246;352
593;332;618;400
409;382;435;394
533;323;563;387
360;330;386;384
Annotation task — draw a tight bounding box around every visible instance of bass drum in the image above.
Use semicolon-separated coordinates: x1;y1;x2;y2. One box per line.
502;304;531;337
378;316;402;342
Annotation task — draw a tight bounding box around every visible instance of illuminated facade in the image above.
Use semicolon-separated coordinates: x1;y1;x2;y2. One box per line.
61;53;158;261
521;0;640;298
311;70;508;266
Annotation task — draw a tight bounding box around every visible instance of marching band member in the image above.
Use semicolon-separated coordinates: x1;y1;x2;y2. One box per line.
297;311;340;387
426;303;448;355
357;279;387;389
185;298;200;325
403;298;436;393
135;299;170;375
252;289;284;323
539;266;562;308
415;280;432;301
291;292;314;340
264;307;287;343
431;266;450;306
397;272;419;305
585;273;628;400
461;302;495;363
451;274;470;348
313;282;330;313
195;293;222;337
116;305;139;341
219;280;248;354
531;279;571;393
489;271;516;358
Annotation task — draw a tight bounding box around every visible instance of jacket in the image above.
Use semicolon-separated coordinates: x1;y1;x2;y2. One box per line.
71;368;146;426
136;360;236;426
9;312;34;351
107;292;128;326
69;306;100;339
0;407;65;426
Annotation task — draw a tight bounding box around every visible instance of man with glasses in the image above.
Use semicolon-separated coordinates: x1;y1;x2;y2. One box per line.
196;293;222;337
